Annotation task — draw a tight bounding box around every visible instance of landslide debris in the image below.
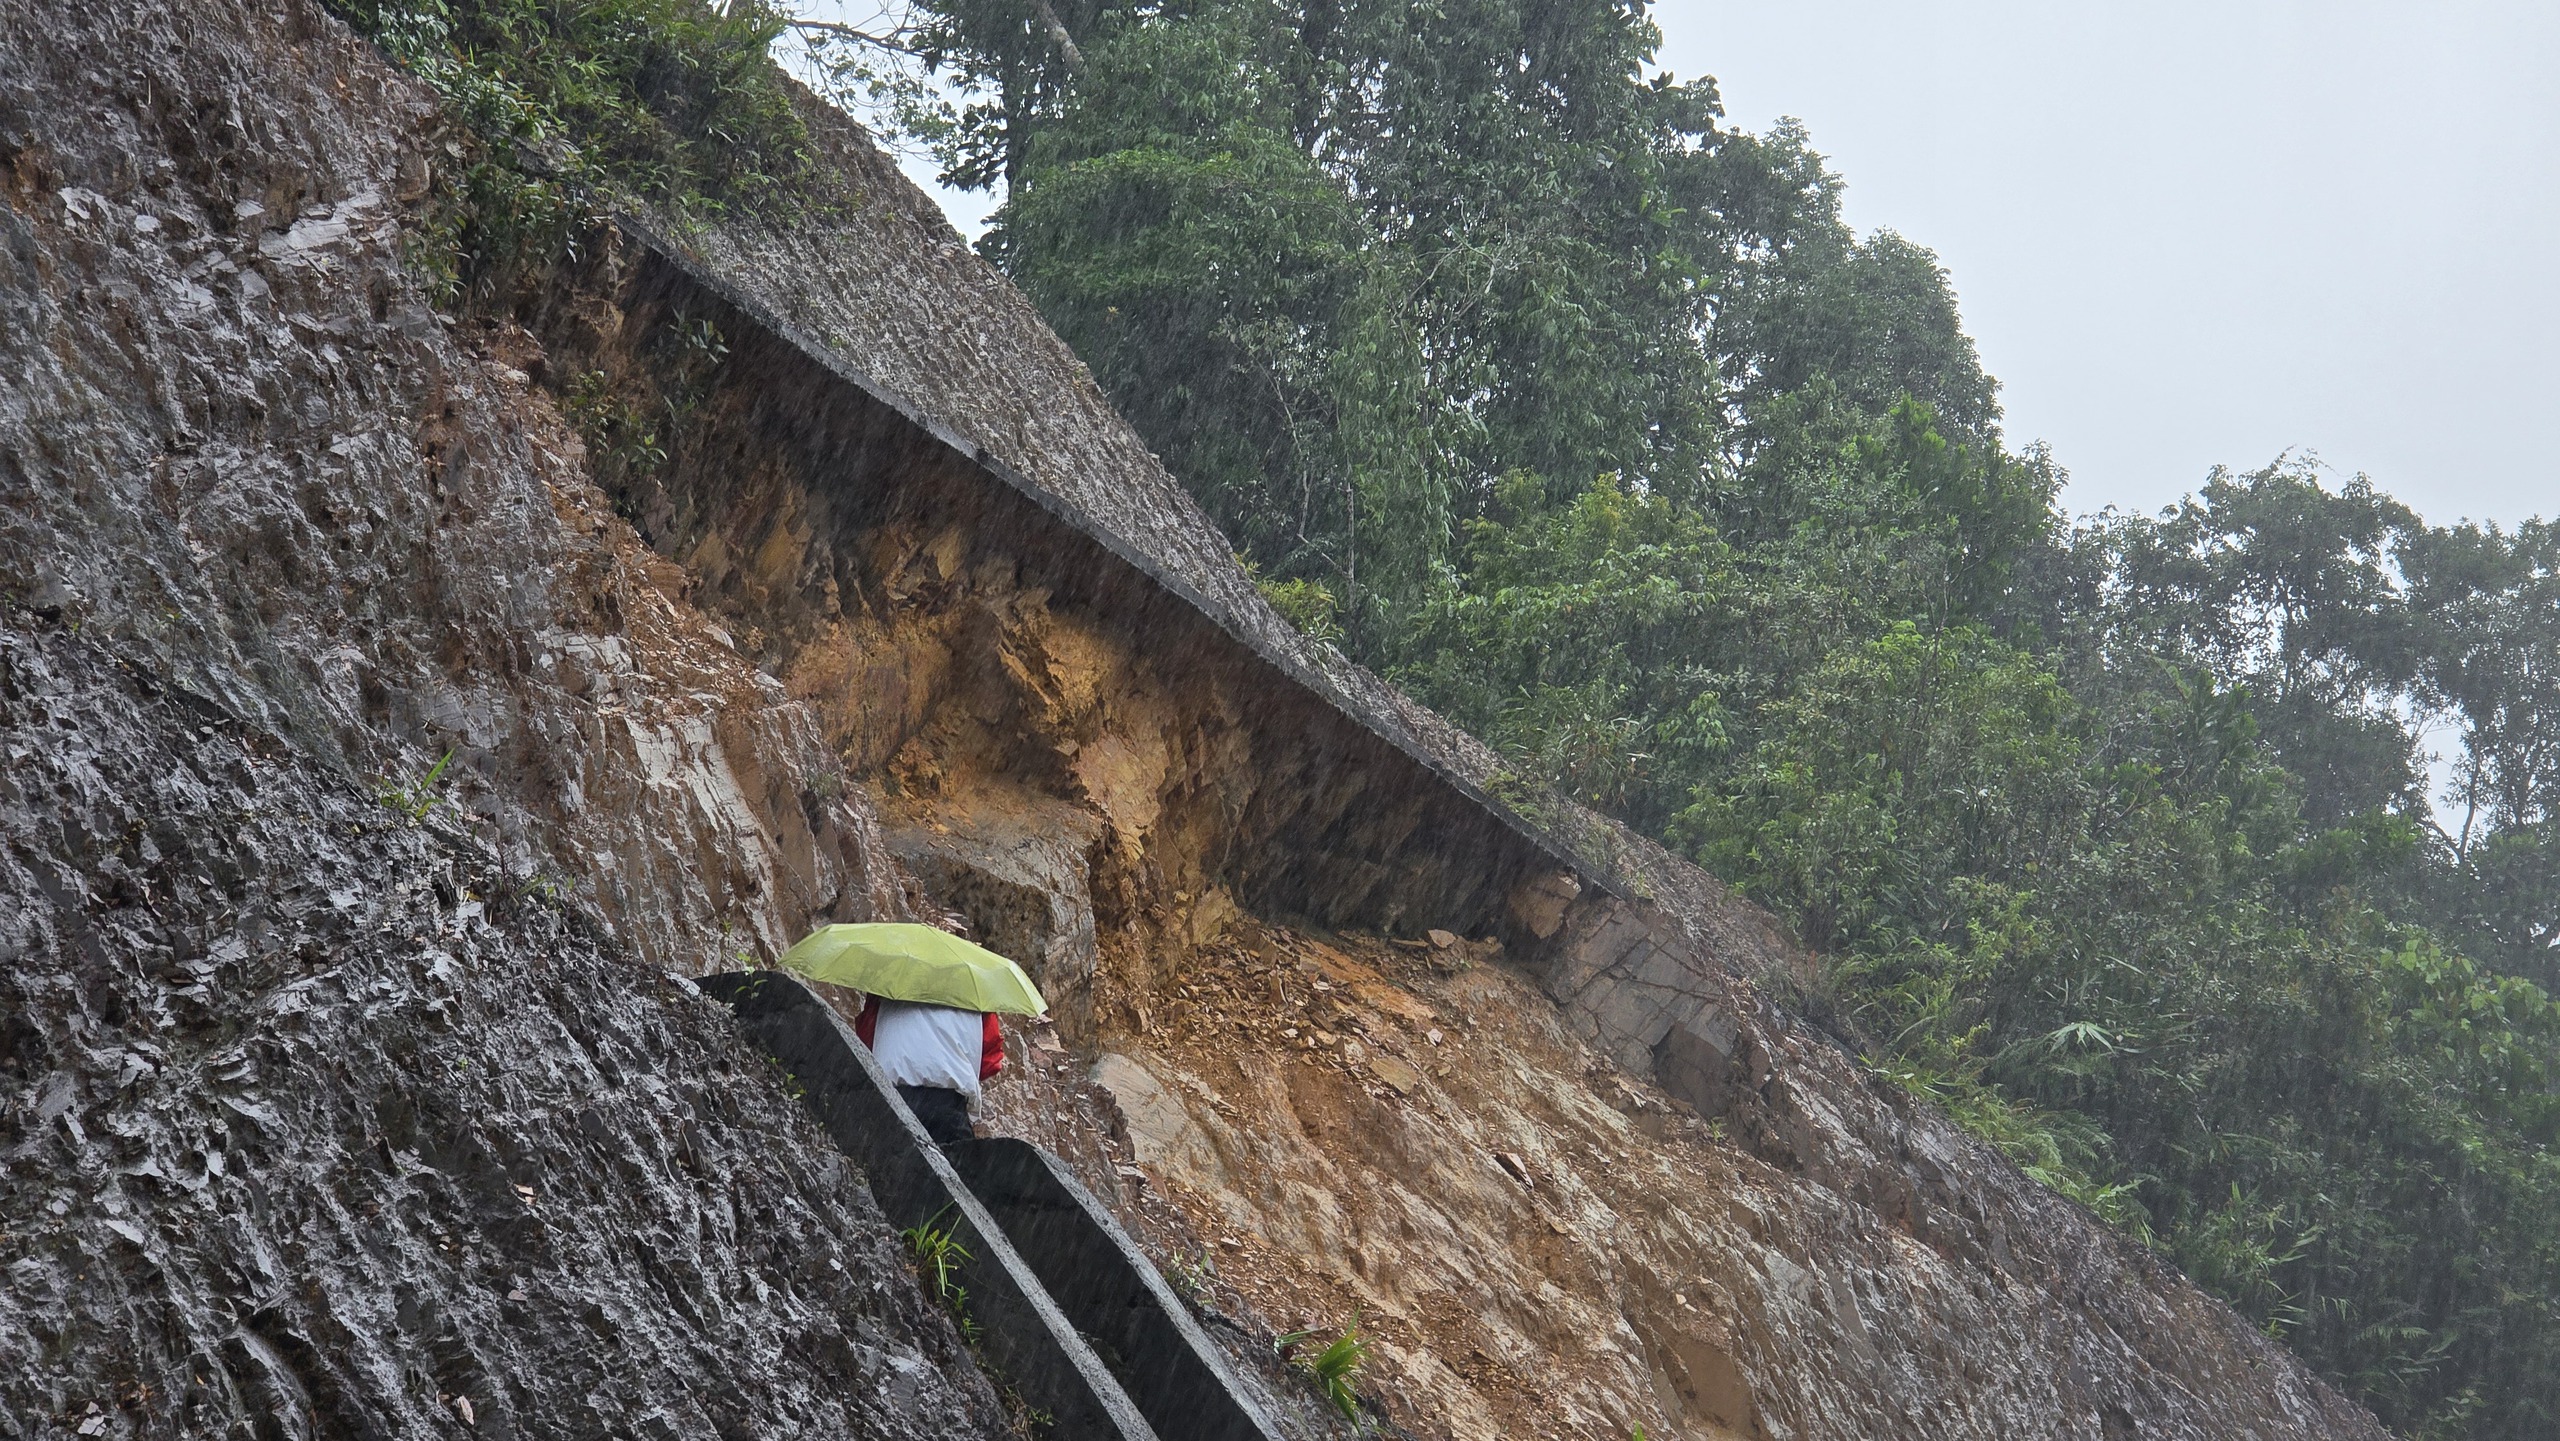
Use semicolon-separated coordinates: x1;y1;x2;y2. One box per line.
975;911;2391;1441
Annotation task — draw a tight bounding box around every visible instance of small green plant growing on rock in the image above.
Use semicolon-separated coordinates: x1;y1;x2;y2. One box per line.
1163;1247;1217;1306
511;866;567;906
378;749;455;822
1258;575;1344;644
328;0;815;304
564;369;670;478
1237;553;1346;644
1277;1316;1367;1420
901;1206;977;1338
650;313;734;427
675;315;728;362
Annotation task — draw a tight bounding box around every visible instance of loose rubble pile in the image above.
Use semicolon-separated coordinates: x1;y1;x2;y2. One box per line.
970;921;1752;1441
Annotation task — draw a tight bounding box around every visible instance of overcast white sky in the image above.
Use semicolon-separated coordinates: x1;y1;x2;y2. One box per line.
824;1;2558;528
1662;1;2558;527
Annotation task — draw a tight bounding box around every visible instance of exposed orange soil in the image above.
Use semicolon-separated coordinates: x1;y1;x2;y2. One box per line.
975;919;1774;1441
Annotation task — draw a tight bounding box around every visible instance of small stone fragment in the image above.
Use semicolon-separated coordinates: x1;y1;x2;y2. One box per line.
1367;1054;1423;1095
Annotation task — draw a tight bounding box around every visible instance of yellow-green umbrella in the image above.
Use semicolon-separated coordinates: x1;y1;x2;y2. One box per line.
778;923;1048;1017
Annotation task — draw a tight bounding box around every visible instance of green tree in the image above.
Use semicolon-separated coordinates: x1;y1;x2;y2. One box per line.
888;0;1744;628
1706;121;2002;446
2404;518;2560;984
1394;472;1742;830
988;5;1394;591
2092;460;2424;824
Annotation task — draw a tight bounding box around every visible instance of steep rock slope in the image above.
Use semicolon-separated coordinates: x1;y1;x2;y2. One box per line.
0;627;997;1438
0;4;996;1436
0;1;2394;1439
0;0;920;970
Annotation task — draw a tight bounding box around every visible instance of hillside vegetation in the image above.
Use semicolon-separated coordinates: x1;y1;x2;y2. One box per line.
787;1;2558;1434
334;1;2553;1435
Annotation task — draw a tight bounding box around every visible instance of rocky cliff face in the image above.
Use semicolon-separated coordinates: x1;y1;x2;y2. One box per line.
0;5;989;1436
0;627;998;1439
0;3;2391;1439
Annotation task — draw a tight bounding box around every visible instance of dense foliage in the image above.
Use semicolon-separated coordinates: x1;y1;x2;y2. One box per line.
329;0;815;302
810;1;2560;1433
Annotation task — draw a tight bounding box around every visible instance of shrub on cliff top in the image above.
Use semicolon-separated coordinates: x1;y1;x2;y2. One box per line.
328;0;813;298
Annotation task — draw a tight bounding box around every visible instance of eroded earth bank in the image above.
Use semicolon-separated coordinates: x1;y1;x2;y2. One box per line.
2;2;2392;1439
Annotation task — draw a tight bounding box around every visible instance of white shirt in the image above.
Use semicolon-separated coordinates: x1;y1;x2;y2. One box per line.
870;1001;985;1096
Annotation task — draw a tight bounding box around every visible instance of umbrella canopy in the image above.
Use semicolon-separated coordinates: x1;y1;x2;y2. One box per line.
778;923;1048;1017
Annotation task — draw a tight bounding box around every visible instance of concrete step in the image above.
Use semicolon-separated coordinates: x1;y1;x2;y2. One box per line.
702;971;1284;1441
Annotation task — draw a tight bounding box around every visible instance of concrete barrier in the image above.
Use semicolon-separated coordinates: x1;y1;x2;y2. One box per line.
943;1137;1286;1441
700;972;1159;1441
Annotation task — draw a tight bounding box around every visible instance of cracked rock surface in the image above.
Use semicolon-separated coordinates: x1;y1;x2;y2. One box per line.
0;2;1000;1437
0;626;1003;1439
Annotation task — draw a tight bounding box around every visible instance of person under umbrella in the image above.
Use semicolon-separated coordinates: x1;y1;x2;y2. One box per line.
779;923;1048;1146
855;994;1001;1144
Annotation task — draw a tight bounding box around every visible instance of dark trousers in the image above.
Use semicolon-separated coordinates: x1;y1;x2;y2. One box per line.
896;1084;972;1145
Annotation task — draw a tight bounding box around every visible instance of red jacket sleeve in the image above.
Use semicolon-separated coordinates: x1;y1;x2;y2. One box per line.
980;1013;1004;1081
855;995;878;1048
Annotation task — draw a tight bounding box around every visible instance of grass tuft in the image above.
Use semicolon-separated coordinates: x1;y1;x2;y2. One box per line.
377;749;456;822
1277;1317;1368;1421
900;1205;978;1339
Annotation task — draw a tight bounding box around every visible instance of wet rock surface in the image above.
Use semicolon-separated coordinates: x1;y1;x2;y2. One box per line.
0;623;1003;1439
0;3;1000;1436
0;0;917;977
